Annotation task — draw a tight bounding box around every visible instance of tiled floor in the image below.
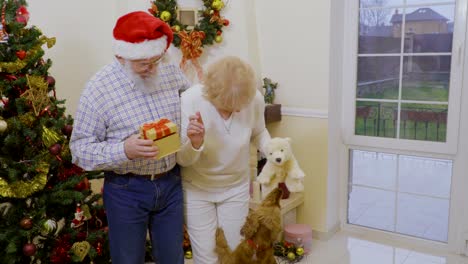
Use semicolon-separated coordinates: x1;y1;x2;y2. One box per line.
184;231;468;264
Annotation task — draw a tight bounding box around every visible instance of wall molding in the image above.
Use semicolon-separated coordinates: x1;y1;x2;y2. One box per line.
281;107;329;119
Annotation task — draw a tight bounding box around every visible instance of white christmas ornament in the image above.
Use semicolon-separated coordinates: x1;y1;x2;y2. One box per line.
41;219;57;235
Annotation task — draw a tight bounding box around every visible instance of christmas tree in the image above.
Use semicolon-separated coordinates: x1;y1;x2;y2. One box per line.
0;0;109;263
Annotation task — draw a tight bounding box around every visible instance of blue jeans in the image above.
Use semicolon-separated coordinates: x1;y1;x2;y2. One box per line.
103;166;184;264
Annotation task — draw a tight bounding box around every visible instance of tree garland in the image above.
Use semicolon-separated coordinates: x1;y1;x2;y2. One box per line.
149;0;229;80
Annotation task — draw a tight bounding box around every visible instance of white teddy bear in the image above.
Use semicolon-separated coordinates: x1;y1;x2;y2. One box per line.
256;137;305;198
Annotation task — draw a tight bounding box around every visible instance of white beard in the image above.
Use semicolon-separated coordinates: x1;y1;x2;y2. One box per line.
122;63;160;92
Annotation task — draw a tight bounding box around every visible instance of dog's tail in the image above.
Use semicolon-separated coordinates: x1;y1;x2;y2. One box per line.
215;227;232;264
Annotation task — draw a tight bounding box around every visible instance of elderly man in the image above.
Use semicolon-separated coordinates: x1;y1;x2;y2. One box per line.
70;11;192;264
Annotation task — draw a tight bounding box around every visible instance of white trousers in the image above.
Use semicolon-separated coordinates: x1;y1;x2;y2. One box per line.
183;181;250;264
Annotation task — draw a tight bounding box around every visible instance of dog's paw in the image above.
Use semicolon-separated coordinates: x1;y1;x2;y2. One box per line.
287;183;304;193
256;175;270;185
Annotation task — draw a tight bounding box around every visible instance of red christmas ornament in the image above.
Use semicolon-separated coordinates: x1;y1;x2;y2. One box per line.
16;50;26;60
61;124;73;137
96;242;103;256
58;164;84;181
50;235;72;264
22;243;36;256
217;30;222;36
16;6;29;25
74;177;90;191
5;74;18;81
20;217;33;230
223;19;230;26
49;143;62;155
46;76;56;87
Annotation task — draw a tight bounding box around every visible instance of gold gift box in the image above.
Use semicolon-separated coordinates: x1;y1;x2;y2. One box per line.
140;119;181;160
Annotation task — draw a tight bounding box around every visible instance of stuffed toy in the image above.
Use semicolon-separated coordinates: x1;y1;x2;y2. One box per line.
256;137;305;198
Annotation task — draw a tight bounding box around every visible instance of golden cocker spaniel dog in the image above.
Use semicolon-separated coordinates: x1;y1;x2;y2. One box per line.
215;187;283;264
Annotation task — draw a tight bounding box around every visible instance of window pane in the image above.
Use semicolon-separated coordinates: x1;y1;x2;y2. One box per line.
348;150;452;242
359;8;401;53
360;0;403;8
398;155;452;198
399;103;447;142
357;56;400;99
402;56;451;101
355;101;398;138
396;193;449;242
404;6;455;53
351;150;397;190
348;185;396;232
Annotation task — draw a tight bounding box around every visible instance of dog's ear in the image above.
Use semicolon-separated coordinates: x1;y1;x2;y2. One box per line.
258;208;282;237
240;210;259;238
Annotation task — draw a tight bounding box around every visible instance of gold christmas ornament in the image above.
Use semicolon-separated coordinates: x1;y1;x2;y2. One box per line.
173;25;181;32
184;250;193;259
0;162;49;198
215;35;223;43
160;11;172;22
42;126;61;148
296;247;304;256
287;252;296;260
71;241;91;261
0;119;7;132
211;0;224;11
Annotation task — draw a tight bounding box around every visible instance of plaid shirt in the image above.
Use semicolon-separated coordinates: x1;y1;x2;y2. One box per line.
70;59;190;175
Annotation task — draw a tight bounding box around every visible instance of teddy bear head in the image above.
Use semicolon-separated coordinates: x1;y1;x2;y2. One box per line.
265;137;293;166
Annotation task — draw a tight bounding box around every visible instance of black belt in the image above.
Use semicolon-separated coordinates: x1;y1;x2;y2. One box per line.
106;170;170;181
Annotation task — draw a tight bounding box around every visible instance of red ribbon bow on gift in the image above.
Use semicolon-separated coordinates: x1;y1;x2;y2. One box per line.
142;119;174;140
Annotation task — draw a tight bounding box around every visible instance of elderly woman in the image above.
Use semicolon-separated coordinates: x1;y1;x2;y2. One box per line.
177;56;271;263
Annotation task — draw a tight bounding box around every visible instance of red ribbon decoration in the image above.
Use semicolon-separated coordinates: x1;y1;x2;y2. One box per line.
142;119;175;140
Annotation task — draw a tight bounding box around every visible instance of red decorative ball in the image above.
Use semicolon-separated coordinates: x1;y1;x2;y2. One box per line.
74;177;90;191
16;50;26;60
16;6;30;25
20;217;33;230
49;143;62;155
23;243;36;256
47;76;56;87
217;30;222;36
61;124;73;137
223;19;230;26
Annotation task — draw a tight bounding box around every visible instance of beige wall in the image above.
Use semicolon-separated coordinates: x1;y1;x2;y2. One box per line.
255;0;333;233
28;0;119;116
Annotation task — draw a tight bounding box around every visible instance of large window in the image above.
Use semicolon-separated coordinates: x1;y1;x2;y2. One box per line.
341;0;467;246
343;0;463;155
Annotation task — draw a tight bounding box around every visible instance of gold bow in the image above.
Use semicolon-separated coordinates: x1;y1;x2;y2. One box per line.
178;30;205;81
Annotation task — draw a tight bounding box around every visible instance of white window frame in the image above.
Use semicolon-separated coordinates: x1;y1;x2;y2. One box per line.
342;0;467;155
338;0;468;253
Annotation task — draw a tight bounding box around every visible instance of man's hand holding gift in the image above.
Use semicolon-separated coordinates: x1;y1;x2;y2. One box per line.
124;134;159;160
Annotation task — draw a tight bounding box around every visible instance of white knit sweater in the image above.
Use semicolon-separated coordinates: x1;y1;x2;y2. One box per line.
177;84;271;191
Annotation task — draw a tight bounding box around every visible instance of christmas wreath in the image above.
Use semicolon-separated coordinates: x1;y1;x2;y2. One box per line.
149;0;229;80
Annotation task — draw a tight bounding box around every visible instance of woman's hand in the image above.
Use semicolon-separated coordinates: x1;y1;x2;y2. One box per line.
187;112;205;149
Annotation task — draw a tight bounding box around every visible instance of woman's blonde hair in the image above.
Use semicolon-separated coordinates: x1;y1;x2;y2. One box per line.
203;56;256;112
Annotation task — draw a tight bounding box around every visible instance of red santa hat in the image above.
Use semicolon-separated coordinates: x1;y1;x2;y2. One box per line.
113;11;173;60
